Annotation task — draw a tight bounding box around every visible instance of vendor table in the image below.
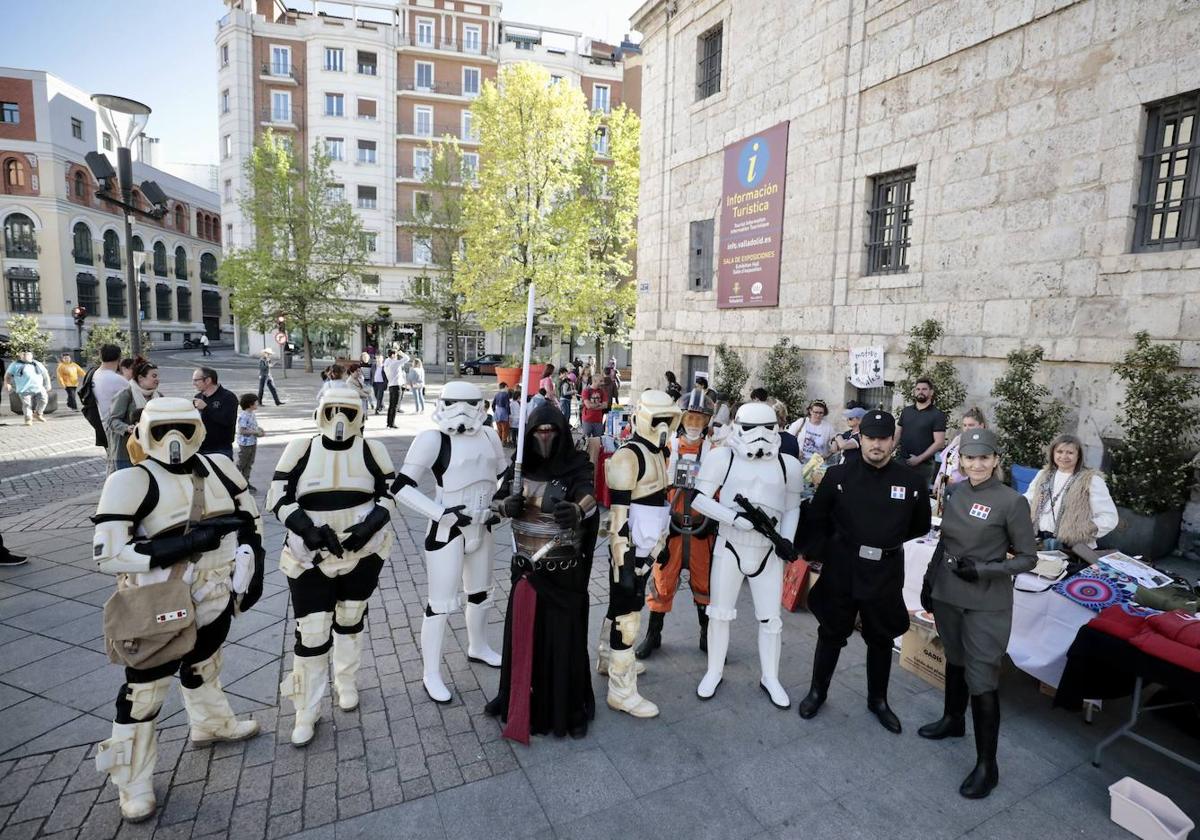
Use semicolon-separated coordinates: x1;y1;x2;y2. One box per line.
902;537;1095;687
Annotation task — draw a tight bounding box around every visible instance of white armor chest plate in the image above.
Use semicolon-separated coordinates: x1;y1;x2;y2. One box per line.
136;461;236;539
633;441;670;499
725;457;785;526
298;438;377;500
439;432;501;514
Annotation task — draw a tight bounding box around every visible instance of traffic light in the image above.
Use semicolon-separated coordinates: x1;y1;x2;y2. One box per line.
71;305;88;327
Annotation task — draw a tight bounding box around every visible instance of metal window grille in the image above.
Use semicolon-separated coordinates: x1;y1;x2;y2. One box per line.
106;278;126;317
156;284;172;321
176;287;192;321
688;219;714;291
139;281;151;317
855;383;894;412
77;274;99;314
866;167;915;275
1135;90;1200;252
154;244;167;277
696;25;722;101
6;269;40;313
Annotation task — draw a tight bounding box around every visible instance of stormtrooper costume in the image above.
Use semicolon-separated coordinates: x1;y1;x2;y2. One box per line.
267;385;397;746
93;398;264;822
391;381;506;703
636;388;717;659
690;402;803;708
601;389;681;718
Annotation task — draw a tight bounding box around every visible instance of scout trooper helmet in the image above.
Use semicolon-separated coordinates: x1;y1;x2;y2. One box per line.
634;389;682;449
433;380;486;435
315;385;364;442
679;388;715;442
729;401;781;460
134;397;206;465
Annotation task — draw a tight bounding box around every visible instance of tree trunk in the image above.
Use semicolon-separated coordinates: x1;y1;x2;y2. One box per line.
303;326;314;373
594;336;602;369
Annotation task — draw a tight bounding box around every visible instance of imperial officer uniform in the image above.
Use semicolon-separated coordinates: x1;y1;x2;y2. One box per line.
919;427;1037;798
799;410;931;732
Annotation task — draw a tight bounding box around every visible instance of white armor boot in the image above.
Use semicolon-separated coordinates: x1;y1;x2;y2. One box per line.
332;632;364;711
758;620;790;709
182;652;260;744
97;721;158;822
697;616;730;699
595;618;643;675
281;653;329;746
607;648;659;718
393;381;507;701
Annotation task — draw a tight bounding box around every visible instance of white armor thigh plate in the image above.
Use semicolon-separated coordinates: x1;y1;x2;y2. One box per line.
190;533;238;626
629;503;671;556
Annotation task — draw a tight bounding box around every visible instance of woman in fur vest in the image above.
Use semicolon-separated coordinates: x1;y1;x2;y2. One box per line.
1023;434;1118;550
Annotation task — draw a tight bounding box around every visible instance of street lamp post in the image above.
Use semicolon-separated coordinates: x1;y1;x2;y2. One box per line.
86;94;170;357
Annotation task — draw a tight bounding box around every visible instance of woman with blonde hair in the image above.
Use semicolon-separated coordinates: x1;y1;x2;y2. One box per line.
1023;434;1117;550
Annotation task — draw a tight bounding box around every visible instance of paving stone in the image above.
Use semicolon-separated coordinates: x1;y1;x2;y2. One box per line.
266;810;302;840
205;755;242;793
171;749;210;786
400;775;434;801
269;772;303;816
367;767;403;809
0;819;43;840
76;801;123;840
334;793;445;839
157;779;204;826
525;748;635;825
195;788;236;831
39;787;100;833
337;761;369;797
302;781;336;829
229;801;268;840
9;776;67;823
235;765;272;805
435;770;548;838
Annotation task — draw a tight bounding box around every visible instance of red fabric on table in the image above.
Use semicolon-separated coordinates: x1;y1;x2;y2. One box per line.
501;577;537;745
1131;611;1200;673
1089;604;1148;641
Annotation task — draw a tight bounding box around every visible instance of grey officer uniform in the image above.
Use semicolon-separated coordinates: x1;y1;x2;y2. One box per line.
918;427;1037;801
926;472;1037;692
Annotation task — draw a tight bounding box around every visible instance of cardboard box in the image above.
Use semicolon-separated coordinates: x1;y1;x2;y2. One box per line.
899;612;946;690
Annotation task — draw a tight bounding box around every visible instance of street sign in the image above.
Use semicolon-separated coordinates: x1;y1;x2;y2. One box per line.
275;332;288;345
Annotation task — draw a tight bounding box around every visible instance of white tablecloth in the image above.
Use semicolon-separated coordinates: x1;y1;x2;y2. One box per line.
902;538;1095;688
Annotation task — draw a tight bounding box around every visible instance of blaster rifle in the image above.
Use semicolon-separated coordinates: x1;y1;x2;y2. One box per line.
732;494;797;563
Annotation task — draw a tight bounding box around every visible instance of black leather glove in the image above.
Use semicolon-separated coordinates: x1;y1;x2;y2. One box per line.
315;524;344;560
285;509;325;550
237;550;266;613
553;501;581;528
136;522;235;568
953;557;980;583
498;495;524;518
341;505;391;553
920;577;933;613
775;538;798;563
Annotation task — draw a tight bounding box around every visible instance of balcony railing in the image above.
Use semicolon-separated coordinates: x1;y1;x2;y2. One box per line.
260;105;303;126
396;163;431;180
398;120;477;141
260;62;302;83
5;238;38;260
397;77;480;98
357;63;378;76
398;34;497;58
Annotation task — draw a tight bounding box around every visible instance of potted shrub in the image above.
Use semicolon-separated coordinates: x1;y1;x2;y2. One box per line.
897;318;967;418
1102;332;1200;559
990;346;1066;492
760;337;806;420
713;342;750;406
495;355;540;395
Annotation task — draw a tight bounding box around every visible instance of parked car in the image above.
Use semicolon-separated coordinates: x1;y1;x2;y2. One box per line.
461;353;504;375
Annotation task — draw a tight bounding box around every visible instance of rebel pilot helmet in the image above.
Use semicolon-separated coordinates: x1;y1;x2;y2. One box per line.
679;388;715;442
634;389;682;449
433;380;486;435
134;397;206;465
729;401;781;460
315;385;364;442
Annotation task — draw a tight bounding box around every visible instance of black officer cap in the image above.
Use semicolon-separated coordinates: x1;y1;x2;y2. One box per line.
859;410;895;438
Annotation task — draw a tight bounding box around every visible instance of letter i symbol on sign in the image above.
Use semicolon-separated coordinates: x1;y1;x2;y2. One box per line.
746;141;759;183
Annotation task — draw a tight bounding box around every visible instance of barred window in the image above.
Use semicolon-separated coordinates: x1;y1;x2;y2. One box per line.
866;167;916;275
177;286;192;321
688;219;714;291
106;277;126;318
76;273;99;314
1135;91;1199;252
6;268;40;313
156;283;173;321
696;24;722;101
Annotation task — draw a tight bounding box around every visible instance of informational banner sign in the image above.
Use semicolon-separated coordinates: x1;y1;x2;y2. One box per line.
717;121;790;309
849;346;885;388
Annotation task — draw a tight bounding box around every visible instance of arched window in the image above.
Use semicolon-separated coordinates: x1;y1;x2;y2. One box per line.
103;230;121;268
204;215;213;240
196;211;204;236
153;241;167;276
174;205;185;231
214;219;221;243
131;235;145;274
72;222;93;264
175;246;188;280
4;213;36;258
200;253;218;284
73;170;87;199
4;159;25;191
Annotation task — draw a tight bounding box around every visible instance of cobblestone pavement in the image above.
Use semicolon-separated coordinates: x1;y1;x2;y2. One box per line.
0;352;1196;839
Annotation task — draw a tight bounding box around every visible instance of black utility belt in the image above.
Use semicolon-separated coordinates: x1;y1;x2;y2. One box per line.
852;543;902;561
512;554;579;573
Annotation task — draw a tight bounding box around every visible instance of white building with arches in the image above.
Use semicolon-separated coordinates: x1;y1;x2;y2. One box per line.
0;67;228;353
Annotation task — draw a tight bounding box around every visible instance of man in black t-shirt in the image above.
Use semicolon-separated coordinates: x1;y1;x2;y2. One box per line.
895;377;946;488
192;367;238;460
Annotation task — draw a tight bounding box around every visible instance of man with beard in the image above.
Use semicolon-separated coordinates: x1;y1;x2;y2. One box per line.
798;411;931;732
486;404;599;742
635;388;717;659
600;390;681;718
895;377;947;488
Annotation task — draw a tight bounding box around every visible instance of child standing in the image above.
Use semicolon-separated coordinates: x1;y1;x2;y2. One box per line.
236;393;264;492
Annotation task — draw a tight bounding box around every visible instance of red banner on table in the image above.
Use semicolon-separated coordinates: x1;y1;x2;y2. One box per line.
717;121;790;309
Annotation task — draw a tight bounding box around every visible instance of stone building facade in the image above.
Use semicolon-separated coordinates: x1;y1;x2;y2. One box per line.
630;0;1200;461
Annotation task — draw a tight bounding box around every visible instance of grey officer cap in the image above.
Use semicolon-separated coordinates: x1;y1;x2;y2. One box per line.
959;427;1000;456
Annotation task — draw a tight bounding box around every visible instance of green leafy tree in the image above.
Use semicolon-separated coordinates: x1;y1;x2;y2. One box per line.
1109;331;1200;515
990;346;1067;469
220;131;369;372
897;319;966;415
82;323;152;363
5;315;51;359
459;62;636;337
713;343;750;404
760;337;807;420
406;140;470;376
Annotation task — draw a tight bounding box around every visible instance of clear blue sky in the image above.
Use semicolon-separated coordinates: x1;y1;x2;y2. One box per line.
3;0;644;167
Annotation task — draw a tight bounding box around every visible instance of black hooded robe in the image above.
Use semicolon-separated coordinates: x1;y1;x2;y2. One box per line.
485;404;598;739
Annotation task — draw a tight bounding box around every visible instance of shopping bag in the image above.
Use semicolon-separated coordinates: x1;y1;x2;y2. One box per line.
781;555;811;612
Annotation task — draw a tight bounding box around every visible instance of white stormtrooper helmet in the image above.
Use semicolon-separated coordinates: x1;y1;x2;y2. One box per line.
709;404;733;445
315;385;364;442
634;389;682;449
433;380;486;435
134;397;205;465
728;401;780;460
